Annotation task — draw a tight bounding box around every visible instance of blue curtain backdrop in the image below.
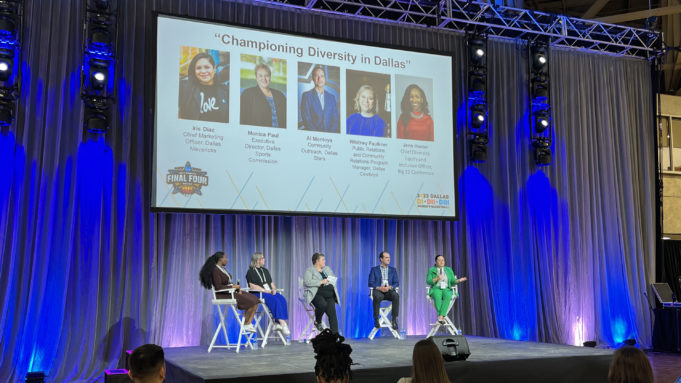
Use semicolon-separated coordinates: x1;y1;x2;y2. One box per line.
0;0;656;381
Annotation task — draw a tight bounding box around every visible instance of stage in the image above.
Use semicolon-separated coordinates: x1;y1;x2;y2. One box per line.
164;335;614;383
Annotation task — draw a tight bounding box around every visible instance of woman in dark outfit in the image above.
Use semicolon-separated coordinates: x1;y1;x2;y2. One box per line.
246;251;290;336
199;251;259;332
303;252;340;334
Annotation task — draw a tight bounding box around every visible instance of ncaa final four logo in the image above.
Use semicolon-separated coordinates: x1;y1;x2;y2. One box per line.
166;162;209;195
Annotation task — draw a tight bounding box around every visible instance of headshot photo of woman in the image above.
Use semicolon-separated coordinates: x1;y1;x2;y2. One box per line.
240;58;287;129
178;49;230;123
397;83;434;141
346;85;387;138
345;69;391;138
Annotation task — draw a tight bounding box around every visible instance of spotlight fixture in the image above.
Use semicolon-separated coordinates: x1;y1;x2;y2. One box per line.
469;72;486;94
82;0;117;137
88;59;109;91
528;39;552;166
623;339;637;346
467;32;489;163
470;103;487;129
469;39;486;65
531;79;549;101
582;341;597;348
0;51;12;82
92;0;111;10
533;139;551;166
531;45;548;71
470;134;489;163
83;96;110;134
533;110;550;133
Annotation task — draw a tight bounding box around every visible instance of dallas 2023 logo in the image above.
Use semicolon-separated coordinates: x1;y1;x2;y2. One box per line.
166;162;209;195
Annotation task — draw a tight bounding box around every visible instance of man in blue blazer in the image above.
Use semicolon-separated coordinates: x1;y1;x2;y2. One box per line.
368;251;399;330
300;66;339;133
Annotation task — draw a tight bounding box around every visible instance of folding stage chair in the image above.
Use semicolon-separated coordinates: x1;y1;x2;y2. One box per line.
297;277;327;343
368;287;401;340
251;290;290;347
208;286;256;353
426;285;462;338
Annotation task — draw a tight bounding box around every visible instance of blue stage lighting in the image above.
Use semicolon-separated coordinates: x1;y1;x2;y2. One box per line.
470;104;487;129
533;110;550;133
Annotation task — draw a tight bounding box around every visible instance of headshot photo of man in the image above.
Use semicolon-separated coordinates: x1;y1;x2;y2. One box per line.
298;63;340;133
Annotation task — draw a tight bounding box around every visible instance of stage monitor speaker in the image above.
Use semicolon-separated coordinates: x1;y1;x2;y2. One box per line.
651;283;676;304
104;369;132;383
431;335;470;361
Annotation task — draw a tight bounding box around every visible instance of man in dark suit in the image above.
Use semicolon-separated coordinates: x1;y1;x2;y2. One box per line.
368;251;400;330
300;66;339;133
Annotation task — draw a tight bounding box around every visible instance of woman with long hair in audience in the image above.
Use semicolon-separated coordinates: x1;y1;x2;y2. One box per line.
397;338;451;383
199;251;259;332
312;329;354;383
608;346;653;383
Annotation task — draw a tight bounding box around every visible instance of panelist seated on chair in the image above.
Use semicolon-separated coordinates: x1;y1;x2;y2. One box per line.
368;251;400;330
246;251;290;336
427;254;467;324
304;252;340;334
199;251;260;333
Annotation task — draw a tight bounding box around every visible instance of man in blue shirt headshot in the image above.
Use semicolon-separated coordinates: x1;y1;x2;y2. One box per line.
368;251;399;330
300;66;339;133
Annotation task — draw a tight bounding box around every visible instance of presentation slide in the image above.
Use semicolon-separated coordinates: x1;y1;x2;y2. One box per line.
153;15;457;219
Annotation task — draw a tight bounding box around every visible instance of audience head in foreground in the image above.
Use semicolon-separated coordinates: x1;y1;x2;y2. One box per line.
608;346;653;383
312;329;354;383
398;338;451;383
128;344;165;383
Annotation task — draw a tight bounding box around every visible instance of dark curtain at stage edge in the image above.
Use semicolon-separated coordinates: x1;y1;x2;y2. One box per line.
662;240;681;297
0;0;655;381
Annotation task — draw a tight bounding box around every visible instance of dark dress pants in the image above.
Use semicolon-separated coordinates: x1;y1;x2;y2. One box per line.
312;286;339;333
372;289;399;325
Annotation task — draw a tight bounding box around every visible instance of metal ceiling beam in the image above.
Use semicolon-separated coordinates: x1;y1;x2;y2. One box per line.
254;0;662;59
582;0;611;19
594;4;681;23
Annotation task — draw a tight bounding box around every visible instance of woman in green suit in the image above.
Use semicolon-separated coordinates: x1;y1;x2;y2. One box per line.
427;254;467;323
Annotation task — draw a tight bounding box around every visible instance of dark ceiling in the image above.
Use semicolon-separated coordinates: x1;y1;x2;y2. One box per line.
522;0;680;94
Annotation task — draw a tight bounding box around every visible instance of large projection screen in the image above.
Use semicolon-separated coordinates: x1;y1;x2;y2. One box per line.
152;15;458;219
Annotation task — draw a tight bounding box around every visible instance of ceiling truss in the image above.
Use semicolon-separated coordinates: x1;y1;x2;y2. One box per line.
254;0;663;59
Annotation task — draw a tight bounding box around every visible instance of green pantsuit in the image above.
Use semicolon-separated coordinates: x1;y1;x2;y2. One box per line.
427;266;458;316
429;286;453;316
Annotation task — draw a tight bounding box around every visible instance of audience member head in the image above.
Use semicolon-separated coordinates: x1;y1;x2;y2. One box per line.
128;344;165;383
411;338;451;383
311;329;354;383
199;251;226;289
608;346;653;383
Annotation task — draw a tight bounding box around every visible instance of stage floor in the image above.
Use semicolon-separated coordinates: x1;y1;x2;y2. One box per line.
164;335;614;383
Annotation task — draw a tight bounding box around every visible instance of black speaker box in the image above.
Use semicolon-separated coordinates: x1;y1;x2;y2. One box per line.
431;335;471;361
104;369;132;383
